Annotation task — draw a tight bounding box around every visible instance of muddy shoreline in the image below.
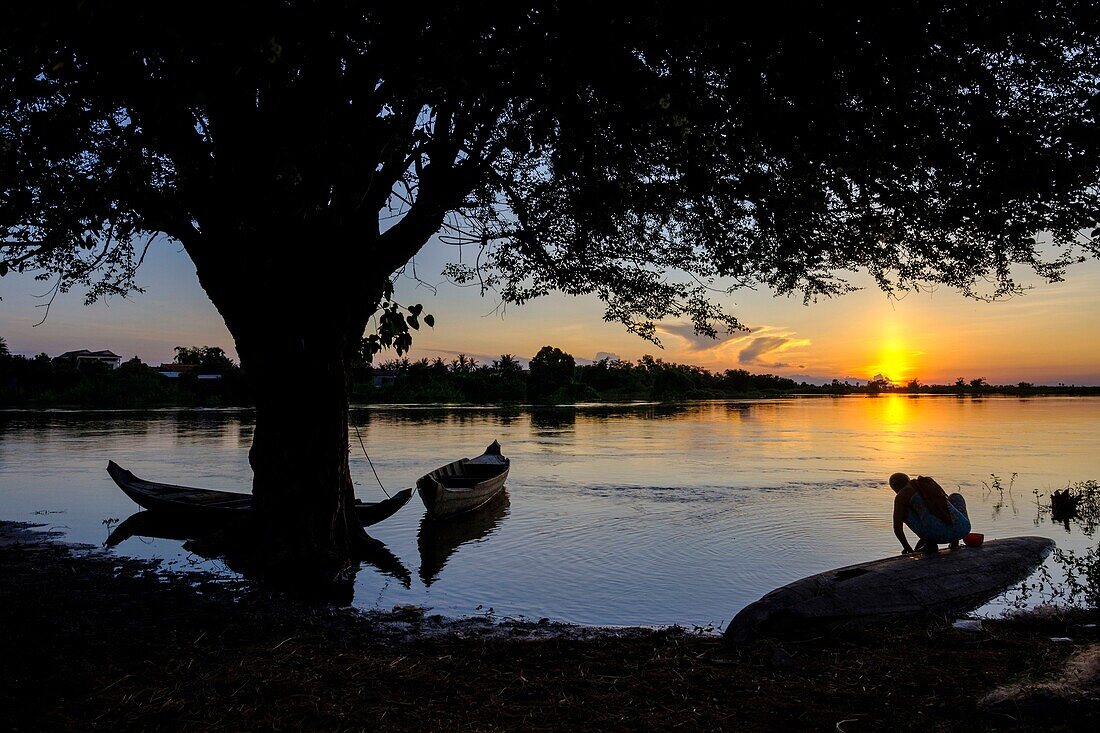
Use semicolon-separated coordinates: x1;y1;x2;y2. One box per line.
3;520;1095;731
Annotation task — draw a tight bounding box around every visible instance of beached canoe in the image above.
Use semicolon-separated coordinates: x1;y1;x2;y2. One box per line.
106;461;413;526
417;441;510;519
723;536;1055;646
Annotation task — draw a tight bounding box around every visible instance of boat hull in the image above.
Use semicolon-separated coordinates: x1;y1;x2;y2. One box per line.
417;454;510;519
106;461;412;526
723;536;1055;645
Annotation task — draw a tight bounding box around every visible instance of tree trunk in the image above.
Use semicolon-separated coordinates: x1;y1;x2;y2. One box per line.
231;315;378;578
185;228;406;579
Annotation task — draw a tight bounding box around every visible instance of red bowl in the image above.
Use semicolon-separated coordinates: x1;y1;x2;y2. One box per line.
964;532;984;547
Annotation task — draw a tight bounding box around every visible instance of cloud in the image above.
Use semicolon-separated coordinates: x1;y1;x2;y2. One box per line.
738;336;789;363
655;321;752;352
652;320;813;372
595;351;621;362
738;334;811;367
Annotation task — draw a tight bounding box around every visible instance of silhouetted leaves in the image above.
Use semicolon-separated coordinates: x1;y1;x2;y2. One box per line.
361;288;433;362
1;3;1098;345
173;346;236;372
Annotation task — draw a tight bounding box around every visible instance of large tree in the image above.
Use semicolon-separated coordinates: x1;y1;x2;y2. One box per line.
2;2;1099;572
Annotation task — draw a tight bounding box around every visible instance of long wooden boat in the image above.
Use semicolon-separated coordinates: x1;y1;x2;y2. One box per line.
106;461;413;526
723;536;1054;646
417;441;510;519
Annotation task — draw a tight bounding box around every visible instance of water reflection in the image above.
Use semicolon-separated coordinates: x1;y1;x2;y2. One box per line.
105;509;413;593
0;409;255;452
417;491;511;586
353;406;523;427
877;393;915;432
529;407;577;431
723;402;753;421
105;510;232;547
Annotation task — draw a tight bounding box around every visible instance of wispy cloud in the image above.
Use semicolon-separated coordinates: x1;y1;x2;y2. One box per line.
739;336;790;363
737;331;811;368
655;322;752;352
654;320;811;371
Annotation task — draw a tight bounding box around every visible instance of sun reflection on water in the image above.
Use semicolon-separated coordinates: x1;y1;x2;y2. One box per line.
879;393;914;430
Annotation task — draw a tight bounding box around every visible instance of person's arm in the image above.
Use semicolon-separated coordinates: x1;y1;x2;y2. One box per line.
893;488;914;554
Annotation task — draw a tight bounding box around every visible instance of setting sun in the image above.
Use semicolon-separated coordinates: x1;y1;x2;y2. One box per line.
862;322;922;384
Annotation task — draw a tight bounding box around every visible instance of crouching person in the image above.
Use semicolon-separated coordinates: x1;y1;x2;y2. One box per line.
889;473;971;554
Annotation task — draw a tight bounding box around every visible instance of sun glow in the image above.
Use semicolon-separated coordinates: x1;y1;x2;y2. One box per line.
864;323;921;384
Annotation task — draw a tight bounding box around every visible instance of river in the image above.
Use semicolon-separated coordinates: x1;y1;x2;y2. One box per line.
1;395;1096;627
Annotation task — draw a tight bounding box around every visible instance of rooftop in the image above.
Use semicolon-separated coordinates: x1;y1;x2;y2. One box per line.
57;349;122;359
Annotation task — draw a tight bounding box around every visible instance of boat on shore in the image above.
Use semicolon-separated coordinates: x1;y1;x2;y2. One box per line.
417;441;510;519
723;536;1054;646
106;461;413;526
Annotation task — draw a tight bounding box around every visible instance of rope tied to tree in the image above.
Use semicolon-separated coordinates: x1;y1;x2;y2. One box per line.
352;420;390;498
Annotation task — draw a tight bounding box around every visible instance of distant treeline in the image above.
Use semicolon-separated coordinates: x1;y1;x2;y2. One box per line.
354;346;1100;403
351;348;814;404
0;342;251;408
2;337;1097;409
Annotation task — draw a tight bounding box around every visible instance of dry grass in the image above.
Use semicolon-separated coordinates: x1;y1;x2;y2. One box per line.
2;521;1095;732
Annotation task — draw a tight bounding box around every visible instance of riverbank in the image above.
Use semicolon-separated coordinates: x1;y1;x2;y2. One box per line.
3;522;1096;731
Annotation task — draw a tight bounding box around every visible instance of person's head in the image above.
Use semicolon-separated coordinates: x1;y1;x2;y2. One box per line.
889;472;910;493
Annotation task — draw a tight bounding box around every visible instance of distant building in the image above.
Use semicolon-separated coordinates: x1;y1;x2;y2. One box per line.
56;349;122;369
156;363;196;378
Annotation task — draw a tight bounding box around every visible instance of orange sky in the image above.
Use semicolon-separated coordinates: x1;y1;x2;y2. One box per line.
391;240;1100;386
2;237;1099;385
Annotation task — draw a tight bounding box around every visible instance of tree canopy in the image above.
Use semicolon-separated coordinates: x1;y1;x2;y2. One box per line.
2;2;1098;346
173;345;236;372
528;346;578;402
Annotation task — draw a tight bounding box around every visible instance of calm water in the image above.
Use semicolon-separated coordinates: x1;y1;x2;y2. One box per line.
1;396;1097;628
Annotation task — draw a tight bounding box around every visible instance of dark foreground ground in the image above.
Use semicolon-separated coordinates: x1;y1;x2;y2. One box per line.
2;522;1095;732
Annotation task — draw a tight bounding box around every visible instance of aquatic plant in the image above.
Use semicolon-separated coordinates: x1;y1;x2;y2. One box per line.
984;473;1019;519
1035;480;1100;537
1008;480;1100;611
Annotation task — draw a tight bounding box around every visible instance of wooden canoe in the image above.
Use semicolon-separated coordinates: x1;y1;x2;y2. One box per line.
106;461;413;526
417;441;510;519
723;536;1055;646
